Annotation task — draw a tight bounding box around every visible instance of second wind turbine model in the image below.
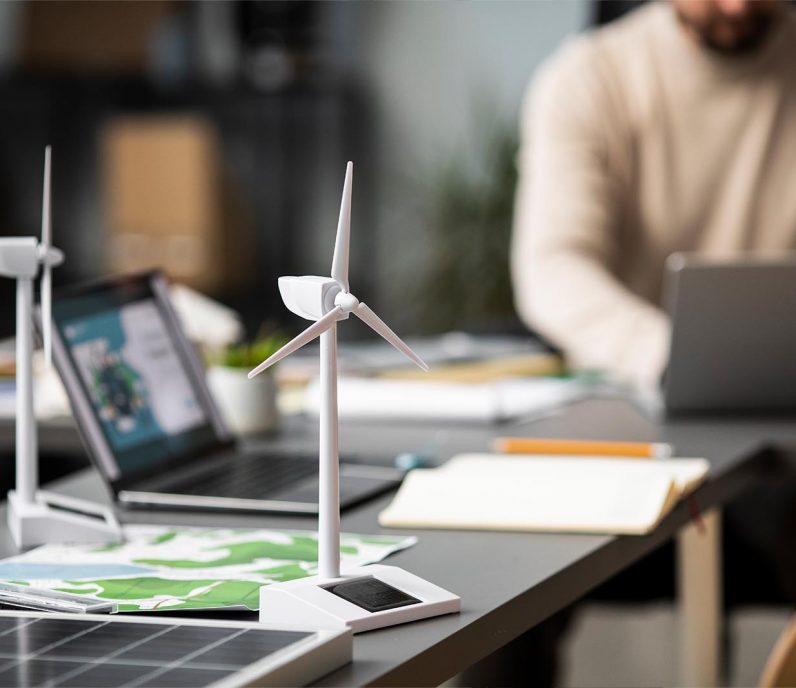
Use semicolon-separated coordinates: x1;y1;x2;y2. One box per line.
2;147;121;547
249;162;460;632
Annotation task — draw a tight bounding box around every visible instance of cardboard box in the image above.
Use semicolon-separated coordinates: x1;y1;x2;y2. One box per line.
102;115;251;291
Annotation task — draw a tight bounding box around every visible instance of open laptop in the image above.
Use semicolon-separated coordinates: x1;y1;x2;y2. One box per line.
45;271;403;514
664;253;796;413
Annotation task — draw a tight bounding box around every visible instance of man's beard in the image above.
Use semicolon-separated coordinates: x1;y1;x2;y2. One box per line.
676;7;780;55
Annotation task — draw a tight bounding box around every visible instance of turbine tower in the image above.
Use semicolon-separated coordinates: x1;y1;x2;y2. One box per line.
250;162;459;632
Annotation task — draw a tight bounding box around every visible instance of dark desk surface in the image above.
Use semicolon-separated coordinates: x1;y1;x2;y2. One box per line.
0;398;792;686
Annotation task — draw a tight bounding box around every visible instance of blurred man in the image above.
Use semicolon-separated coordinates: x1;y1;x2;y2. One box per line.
512;0;795;388
462;2;796;685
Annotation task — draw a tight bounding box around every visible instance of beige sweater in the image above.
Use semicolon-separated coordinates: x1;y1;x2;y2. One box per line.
512;2;796;388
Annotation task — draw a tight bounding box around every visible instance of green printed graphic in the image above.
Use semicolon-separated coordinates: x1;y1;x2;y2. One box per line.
255;564;312;582
150;531;178;545
135;536;358;568
58;577;263;611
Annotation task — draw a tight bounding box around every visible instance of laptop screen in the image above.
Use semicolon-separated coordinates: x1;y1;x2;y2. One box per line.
51;275;224;481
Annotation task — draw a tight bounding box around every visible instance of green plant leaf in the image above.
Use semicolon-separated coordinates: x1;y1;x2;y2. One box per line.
206;333;289;369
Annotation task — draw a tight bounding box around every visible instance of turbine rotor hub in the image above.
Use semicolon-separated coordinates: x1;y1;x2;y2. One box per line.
334;291;360;313
38;244;64;267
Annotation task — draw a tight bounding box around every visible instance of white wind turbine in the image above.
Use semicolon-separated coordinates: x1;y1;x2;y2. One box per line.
2;146;121;547
251;162;459;632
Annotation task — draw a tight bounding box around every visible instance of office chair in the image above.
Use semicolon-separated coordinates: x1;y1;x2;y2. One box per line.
759;614;796;688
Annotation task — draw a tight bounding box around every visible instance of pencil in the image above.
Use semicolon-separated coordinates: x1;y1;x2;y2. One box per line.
492;437;673;459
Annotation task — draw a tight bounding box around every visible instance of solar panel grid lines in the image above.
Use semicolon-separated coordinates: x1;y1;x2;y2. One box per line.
121;627;250;688
43;622;175;687
0;624;296;687
0;612;346;688
0;618;38;675
0;618;112;687
0;617;108;667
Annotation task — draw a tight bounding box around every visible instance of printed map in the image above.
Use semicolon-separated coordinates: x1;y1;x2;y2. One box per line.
0;526;416;612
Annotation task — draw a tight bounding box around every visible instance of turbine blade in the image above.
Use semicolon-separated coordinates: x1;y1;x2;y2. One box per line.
248;306;344;379
354;303;429;371
42;266;52;368
41;146;51;248
41;146;52;368
331;161;352;291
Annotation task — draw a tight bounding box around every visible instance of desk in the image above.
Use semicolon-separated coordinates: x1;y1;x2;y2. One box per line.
0;397;790;686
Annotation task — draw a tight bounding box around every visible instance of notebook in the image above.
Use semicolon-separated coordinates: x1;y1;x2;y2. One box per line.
378;454;709;535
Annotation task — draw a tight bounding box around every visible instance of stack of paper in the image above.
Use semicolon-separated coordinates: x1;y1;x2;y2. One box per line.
305;377;584;423
379;454;709;535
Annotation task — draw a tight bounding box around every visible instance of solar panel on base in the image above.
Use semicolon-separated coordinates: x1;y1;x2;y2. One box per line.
0;611;352;687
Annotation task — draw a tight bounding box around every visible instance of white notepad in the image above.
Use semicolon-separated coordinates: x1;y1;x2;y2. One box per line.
379;454;709;535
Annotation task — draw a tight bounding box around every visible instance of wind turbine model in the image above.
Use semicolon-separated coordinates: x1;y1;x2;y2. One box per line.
250;162;460;632
3;146;121;548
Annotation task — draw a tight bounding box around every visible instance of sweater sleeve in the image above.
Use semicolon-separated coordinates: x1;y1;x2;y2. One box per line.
511;39;670;389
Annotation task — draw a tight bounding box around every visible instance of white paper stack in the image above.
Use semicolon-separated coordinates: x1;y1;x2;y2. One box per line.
305;377;584;423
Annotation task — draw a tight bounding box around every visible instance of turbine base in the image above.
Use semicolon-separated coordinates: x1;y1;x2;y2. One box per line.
259;564;460;633
7;490;122;548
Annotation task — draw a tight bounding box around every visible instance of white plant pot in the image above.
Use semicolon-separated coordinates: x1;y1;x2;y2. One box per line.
207;365;279;435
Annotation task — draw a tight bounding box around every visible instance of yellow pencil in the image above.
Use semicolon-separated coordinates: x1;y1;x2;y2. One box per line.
492;437;673;459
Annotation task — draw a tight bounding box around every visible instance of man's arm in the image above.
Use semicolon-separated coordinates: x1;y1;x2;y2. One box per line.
511;39;669;389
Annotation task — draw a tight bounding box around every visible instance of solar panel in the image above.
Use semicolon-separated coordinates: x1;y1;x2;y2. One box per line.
0;611;352;687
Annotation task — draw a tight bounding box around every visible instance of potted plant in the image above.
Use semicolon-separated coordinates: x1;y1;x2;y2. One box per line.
415;118;520;333
206;334;287;435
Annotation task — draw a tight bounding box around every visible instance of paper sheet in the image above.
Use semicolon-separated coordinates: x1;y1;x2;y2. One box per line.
0;526;416;612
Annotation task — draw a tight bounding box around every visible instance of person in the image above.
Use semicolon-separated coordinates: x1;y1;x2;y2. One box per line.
512;0;796;389
461;2;796;685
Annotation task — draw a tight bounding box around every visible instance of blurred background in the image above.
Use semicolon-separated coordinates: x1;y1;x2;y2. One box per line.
0;0;590;341
0;2;788;686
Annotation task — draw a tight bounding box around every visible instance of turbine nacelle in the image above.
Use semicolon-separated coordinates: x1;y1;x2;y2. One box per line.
0;238;40;279
278;275;363;321
0;239;65;279
278;276;344;321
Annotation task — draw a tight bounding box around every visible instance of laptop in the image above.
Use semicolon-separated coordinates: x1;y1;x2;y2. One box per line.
664;253;796;413
45;271;403;514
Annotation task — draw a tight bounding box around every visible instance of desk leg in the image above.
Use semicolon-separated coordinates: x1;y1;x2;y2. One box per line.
677;507;722;687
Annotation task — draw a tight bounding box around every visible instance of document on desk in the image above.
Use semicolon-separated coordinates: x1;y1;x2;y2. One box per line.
379;454;709;535
0;526;416;612
305;377;585;422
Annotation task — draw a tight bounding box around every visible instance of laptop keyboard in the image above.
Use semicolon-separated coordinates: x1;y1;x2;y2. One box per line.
173;453;319;500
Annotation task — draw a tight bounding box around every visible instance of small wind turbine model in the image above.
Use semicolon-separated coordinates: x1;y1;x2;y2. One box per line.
2;146;121;548
250;162;460;632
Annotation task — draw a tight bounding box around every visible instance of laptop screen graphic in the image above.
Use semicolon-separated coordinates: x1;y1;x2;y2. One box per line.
52;280;221;481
